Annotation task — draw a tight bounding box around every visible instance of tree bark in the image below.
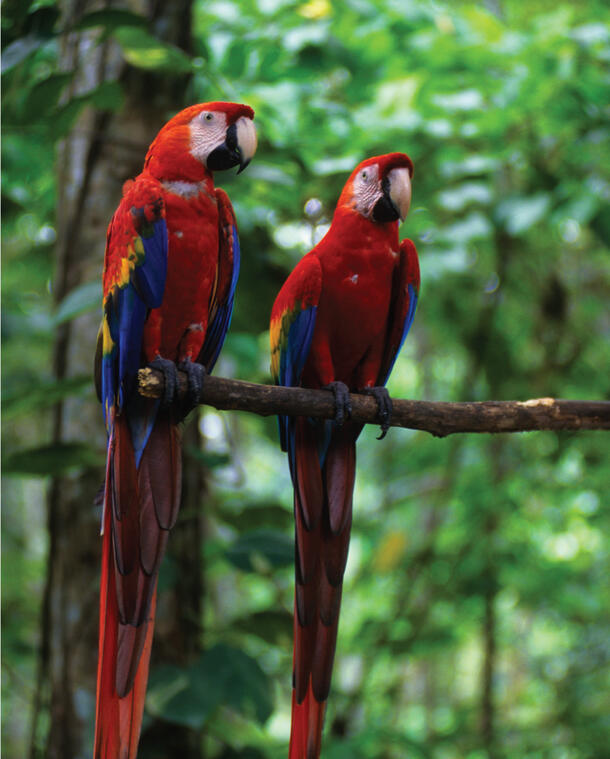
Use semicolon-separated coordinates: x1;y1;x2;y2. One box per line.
38;2;195;758
138;370;610;436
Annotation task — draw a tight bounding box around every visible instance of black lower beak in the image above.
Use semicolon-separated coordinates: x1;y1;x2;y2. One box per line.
207;123;248;173
236;157;251;174
372;175;400;223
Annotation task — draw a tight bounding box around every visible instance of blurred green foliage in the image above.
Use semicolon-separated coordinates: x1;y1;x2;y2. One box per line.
2;1;609;758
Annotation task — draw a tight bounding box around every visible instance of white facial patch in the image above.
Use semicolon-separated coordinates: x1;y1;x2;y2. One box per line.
189;110;228;164
351;163;383;218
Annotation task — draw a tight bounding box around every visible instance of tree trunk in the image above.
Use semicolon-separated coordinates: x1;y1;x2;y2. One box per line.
36;2;197;757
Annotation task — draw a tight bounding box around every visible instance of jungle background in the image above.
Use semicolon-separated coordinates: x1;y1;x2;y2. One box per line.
2;1;609;758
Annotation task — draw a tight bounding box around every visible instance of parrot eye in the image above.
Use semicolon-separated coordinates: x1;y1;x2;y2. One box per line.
361;170;368;181
204;113;214;122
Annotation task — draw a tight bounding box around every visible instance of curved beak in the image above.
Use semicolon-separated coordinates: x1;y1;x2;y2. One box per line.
387;167;412;222
207;116;257;173
372;166;412;224
234;116;257;173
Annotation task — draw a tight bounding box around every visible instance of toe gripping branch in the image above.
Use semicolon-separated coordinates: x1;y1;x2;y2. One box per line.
324;381;353;426
149;357;206;419
149;357;179;406
178;358;206;418
362;386;393;439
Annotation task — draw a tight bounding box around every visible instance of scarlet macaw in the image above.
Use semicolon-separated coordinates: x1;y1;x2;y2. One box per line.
270;153;420;758
93;101;256;759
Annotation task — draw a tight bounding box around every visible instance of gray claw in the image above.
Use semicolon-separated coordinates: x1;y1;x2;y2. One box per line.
324;381;352;426
150;357;179;406
363;386;393;439
178;358;206;415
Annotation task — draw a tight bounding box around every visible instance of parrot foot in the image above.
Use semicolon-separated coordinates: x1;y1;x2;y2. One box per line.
324;381;352;426
362;386;393;439
149;357;179;406
178;358;206;414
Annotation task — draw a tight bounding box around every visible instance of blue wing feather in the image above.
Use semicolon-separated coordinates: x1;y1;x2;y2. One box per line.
99;188;168;469
277;305;318;453
131;217;168;308
271;255;322;456
379;283;418;386
199;224;241;372
280;306;317;388
117;287;147;404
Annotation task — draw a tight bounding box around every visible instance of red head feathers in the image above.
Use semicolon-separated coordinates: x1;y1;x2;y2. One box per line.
338;152;414;223
144;101;257;182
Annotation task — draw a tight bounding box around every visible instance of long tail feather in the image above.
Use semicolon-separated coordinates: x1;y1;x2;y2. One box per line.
94;458;157;759
94;412;181;759
289;683;325;759
288;419;358;759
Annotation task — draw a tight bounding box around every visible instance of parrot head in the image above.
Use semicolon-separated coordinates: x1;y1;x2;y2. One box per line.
189;102;257;174
144;101;257;181
340;152;413;224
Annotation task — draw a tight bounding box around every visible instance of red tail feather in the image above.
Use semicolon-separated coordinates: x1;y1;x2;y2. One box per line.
289;419;357;759
95;413;180;758
289;683;326;759
94;453;158;759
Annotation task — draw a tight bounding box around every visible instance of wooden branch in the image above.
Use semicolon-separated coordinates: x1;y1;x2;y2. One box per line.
137;368;610;438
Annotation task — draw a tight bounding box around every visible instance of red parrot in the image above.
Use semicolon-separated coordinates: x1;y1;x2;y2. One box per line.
93;101;256;759
270;153;420;758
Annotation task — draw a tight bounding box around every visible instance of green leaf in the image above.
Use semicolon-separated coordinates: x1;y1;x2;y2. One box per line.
1;35;47;74
2;375;92;420
113;27;192;73
85;80;124;110
225;529;293;572
198;645;273;724
49;99;84;138
52;281;101;326
1;7;59;73
2;442;103;476
27;6;61;37
22;72;73;120
233;610;293;645
219;503;293;531
147;663;217;729
147;645;273;728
